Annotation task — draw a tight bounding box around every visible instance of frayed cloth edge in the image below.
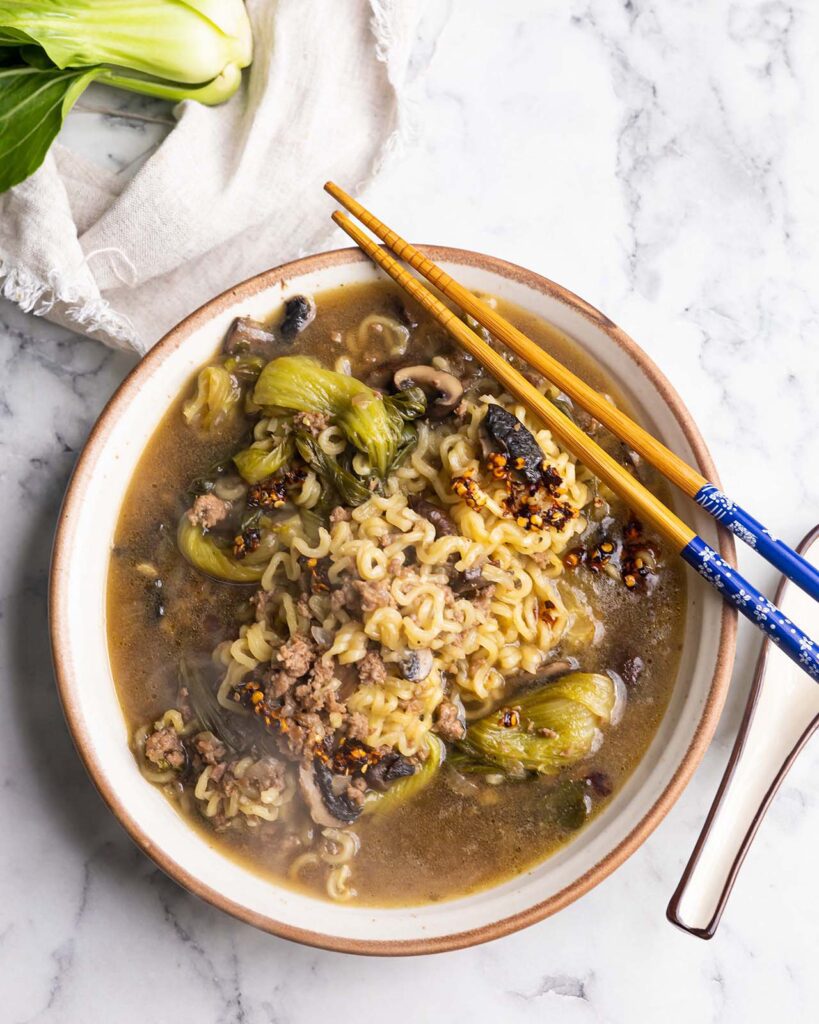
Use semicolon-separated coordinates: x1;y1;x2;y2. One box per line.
0;252;141;353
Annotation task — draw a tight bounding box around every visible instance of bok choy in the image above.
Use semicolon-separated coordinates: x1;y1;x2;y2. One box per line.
0;1;253;192
233;437;294;485
177;515;269;583
460;672;625;776
253;356;426;477
294;432;373;507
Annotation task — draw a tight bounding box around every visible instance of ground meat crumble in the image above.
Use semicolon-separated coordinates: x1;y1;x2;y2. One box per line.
293;410;330;436
275;633;317;677
434;700;465;742
144;726;186;770
357;651;387;687
186;494;231;530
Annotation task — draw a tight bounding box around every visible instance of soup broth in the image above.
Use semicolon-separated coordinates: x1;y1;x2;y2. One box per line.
108;281;685;905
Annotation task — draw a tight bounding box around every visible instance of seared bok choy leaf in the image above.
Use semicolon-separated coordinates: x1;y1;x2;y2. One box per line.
364;735;444;816
233;437;294;484
253;356;425;476
177;515;269;583
461;672;625;776
0;0;253;192
183;366;241;431
388;385;427;421
294;432;372;507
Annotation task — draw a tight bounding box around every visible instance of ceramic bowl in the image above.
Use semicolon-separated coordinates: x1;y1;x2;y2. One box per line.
50;247;736;954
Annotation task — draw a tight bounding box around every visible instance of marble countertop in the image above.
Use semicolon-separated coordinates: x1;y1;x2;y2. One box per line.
2;3;817;1021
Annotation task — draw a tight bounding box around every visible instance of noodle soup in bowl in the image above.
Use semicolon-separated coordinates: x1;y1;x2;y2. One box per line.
50;247;735;953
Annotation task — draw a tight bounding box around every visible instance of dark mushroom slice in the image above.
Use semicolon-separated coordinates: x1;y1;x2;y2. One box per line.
222;316;278;356
394;365;463;419
361;355;416;390
409;496;457;537
298;760;362;826
451;565;493;597
400;648;434;682
280;295;317;339
365;750;417;792
483;404;546;488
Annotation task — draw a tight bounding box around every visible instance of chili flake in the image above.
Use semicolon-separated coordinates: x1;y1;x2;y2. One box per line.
499;707;520;728
233;527;261;559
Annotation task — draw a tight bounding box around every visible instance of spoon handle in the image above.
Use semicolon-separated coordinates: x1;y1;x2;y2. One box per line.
667;526;819;937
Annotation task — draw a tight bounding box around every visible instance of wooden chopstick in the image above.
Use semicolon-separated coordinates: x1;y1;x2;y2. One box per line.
332;209;693;549
325;181;819;606
330;207;819;684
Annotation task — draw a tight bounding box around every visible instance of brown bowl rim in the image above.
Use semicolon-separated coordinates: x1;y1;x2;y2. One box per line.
50;245;737;956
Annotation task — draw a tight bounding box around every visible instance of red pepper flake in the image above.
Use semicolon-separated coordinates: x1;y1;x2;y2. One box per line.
233;527;261;558
234;678;286;732
539;599;558;626
542;465;564;497
624;518;642;541
247;467;306;511
331;739;381;776
452;472;487;510
498;707;520;728
301;555;330;593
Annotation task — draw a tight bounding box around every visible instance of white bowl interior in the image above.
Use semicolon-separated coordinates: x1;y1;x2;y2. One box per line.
55;256;726;946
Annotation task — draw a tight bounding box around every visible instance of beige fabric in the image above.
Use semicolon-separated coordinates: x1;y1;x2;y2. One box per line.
0;0;425;354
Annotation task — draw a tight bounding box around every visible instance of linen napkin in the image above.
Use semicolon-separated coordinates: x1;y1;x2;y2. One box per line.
0;0;427;354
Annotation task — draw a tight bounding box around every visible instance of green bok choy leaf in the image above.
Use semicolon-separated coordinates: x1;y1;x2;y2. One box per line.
253;356;425;477
0;0;253;192
177;515;270;584
460;672;625;776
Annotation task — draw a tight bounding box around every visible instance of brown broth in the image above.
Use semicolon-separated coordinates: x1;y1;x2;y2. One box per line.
107;281;685;905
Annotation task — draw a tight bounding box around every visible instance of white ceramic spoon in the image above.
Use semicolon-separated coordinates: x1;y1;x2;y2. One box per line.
667;525;819;937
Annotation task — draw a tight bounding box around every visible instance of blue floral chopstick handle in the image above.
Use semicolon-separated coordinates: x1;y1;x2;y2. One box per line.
682;536;819;682
695;485;819;602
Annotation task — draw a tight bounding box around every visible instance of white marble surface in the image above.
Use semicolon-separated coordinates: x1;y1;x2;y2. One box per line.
2;2;818;1021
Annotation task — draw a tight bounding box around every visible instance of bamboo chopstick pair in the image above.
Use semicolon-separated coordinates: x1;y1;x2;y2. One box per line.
324;181;819;683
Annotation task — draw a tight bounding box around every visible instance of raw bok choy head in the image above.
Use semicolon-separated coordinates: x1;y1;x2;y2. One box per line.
253;355;426;478
0;0;253;192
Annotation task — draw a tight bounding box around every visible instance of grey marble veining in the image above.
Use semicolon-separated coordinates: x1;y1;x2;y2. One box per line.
1;2;818;1021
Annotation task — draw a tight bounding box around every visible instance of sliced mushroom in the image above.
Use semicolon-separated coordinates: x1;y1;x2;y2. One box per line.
365;750;417;791
401;648;434;682
451;566;493;597
298;760;361;826
394;365;463;418
409;496;456;537
280;295;316;338
222;316;278;355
